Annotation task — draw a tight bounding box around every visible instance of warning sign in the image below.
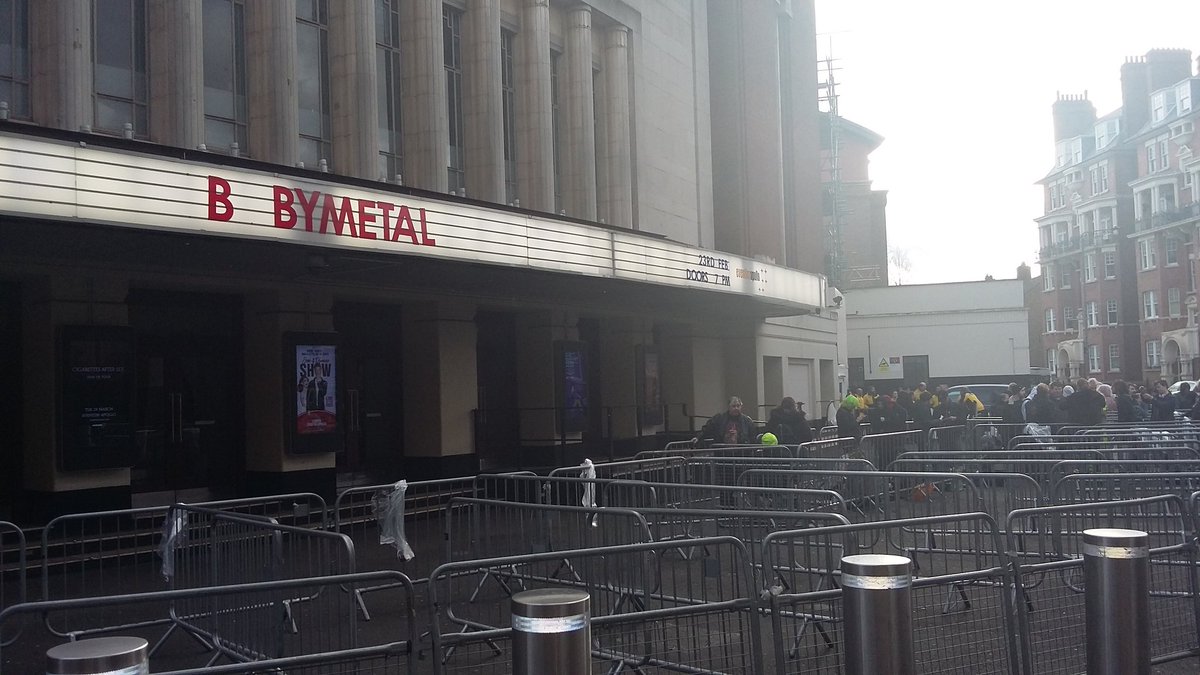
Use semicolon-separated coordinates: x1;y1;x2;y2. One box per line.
867;355;905;381
877;358;890;373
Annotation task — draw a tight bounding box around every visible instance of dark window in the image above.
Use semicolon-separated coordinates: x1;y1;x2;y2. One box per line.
0;0;29;119
203;0;247;154
376;0;402;181
444;5;464;194
296;0;330;168
501;28;517;204
93;0;148;137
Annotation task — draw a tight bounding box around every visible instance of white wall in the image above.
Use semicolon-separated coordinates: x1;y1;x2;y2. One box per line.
845;280;1031;381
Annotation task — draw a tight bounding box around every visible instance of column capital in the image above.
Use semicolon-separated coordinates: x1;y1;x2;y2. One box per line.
605;25;629;48
568;5;592;28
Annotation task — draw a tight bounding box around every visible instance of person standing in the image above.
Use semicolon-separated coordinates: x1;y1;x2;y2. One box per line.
766;397;812;444
695;396;757;445
836;395;864;441
1150;380;1177;421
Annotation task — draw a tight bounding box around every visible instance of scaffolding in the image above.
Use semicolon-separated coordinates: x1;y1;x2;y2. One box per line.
817;48;847;289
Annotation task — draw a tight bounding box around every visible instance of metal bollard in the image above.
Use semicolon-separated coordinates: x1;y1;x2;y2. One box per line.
511;589;591;675
1083;528;1150;675
841;554;914;675
47;636;148;675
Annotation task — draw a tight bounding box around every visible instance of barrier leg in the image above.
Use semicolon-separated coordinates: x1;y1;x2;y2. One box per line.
841;554;914;675
1083;528;1149;675
512;589;591;674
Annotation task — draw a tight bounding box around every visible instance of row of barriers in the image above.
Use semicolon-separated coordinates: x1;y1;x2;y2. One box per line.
2;420;1200;673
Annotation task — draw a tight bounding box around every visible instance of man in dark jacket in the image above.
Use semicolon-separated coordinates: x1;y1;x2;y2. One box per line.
695;396;757;445
835;395;864;440
1150;380;1177;421
1062;378;1107;426
766;397;812;444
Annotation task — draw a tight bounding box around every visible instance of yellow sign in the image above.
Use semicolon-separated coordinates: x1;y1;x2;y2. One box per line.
877;358;889;373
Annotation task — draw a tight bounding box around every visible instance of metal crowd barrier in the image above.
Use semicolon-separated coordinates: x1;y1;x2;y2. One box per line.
1051;472;1200;507
38;493;329;640
0;520;25;647
1005;496;1197;673
857;430;924;469
800;437;859;459
0;571;416;673
546;456;690;482
634;445;797;460
762;512;1019;675
427;537;764;675
736;469;980;527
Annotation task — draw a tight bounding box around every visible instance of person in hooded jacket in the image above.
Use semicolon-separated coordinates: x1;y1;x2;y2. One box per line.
1113;381;1139;422
766;396;812;444
836;395;864;440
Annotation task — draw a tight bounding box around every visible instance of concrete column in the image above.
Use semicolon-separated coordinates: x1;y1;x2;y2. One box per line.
245;0;298;166
563;6;596;220
329;0;380;179
783;0;824;273
401;0;450;192
147;0;204;149
462;0;505;202
707;0;785;259
30;0;92;131
402;301;479;463
243;290;335;475
515;0;555;212
515;311;578;447
602;26;633;228
21;275;129;496
598;319;647;437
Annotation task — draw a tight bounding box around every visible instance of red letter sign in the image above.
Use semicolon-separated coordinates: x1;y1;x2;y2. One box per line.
208;176;234;221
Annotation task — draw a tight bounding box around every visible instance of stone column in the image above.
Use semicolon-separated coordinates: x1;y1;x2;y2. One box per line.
563;6;597;220
602;26;633;228
707;0;785;259
402;301;479;471
30;0;92;131
463;0;505;202
515;0;555;212
329;0;379;180
246;0;298;166
401;0;449;192
783;0;824;273
147;0;204;149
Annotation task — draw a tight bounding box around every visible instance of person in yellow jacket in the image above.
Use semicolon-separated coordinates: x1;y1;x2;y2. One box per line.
963;391;985;415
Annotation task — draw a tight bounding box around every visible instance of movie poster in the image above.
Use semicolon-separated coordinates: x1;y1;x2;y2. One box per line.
296;344;337;435
559;342;588;432
637;345;664;426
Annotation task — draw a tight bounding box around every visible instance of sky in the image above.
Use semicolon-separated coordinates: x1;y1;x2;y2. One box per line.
814;0;1200;285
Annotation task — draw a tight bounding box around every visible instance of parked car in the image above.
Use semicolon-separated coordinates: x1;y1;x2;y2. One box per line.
945;384;1011;417
1168;380;1198;395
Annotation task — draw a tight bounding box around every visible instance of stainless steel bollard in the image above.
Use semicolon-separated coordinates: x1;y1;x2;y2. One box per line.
1083;528;1150;675
841;554;914;675
46;636;148;675
512;589;591;675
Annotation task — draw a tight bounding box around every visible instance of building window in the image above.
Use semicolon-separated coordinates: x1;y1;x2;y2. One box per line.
1143;290;1158;319
93;0;148;137
444;5;464;194
551;49;562;214
1064;306;1077;331
1139;238;1157;270
1045;308;1056;333
1147;141;1159;173
1103;251;1117;279
297;0;330;168
1160;138;1170;170
1107;299;1118;325
1089;163;1109;195
1181;81;1193;113
1109;344;1120;372
0;0;29;119
501;28;517;205
1166;238;1179;266
1087;345;1100;373
1047;349;1057;373
1084;253;1096;282
203;0;247;155
1043;266;1054;291
1147;340;1161;368
1086;301;1098;327
376;0;403;181
1059;264;1072;288
1169;287;1181;317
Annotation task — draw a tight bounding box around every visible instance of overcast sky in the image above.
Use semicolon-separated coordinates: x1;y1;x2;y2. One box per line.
814;0;1200;285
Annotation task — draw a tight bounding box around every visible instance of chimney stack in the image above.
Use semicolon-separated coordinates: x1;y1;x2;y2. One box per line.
1121;56;1150;135
1052;93;1096;141
1145;48;1192;91
1017;263;1032;281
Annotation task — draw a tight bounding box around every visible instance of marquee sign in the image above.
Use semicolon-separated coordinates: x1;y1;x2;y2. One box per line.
0;132;824;311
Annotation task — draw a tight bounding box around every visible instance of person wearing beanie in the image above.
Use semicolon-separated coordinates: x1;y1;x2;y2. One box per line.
836;395;864;440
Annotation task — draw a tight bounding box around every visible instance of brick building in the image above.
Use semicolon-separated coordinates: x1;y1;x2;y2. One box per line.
1037;48;1200;385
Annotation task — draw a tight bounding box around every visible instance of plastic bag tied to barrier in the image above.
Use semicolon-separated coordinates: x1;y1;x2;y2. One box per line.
374;480;415;560
159;510;189;581
580;458;597;508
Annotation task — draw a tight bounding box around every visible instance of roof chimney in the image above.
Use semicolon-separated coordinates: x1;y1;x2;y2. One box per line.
1017;263;1031;281
1145;48;1192;90
1051;93;1096;141
1121;56;1150;135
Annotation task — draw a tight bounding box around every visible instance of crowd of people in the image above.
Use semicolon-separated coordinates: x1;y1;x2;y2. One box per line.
692;377;1200;447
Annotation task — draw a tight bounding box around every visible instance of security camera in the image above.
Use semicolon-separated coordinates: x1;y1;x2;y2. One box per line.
832;294;843;307
826;286;844;308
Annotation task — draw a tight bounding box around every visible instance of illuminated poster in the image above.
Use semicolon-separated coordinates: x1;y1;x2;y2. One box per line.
637;345;664;426
58;326;136;470
559;342;588;433
296;344;337;434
